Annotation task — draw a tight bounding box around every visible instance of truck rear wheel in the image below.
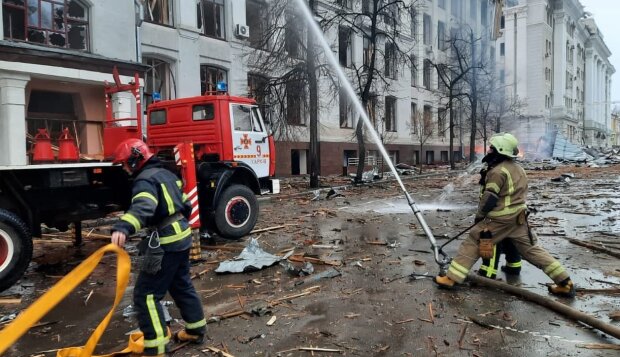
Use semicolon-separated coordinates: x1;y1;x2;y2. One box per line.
0;209;33;292
214;184;258;239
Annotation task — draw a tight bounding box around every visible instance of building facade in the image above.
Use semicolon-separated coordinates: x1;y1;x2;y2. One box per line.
497;0;614;149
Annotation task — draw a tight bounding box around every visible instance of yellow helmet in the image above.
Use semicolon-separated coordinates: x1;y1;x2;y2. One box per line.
490;133;519;158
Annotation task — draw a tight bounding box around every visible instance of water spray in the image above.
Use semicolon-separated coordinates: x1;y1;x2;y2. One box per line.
295;0;451;273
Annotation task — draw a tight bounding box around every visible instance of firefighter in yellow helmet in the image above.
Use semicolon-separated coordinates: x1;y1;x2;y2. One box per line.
435;133;576;298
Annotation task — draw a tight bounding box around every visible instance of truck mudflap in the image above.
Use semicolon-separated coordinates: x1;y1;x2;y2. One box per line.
0;209;33;292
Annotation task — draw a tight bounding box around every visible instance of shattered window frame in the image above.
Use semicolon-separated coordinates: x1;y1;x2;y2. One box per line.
143;0;174;27
200;64;228;94
143;57;175;110
198;0;225;40
2;0;90;50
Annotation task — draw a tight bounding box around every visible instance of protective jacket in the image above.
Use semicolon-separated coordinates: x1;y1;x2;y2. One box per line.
476;159;527;221
113;158;192;252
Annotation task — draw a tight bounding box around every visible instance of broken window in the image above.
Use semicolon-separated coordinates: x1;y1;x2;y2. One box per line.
339;86;354;128
144;0;173;26
286;79;306;126
384;41;396;79
2;0;89;50
363;35;374;69
285;8;304;59
385;96;396;132
338;26;352;67
423;105;432;136
198;0;225;39
200;65;227;94
246;0;267;49
423;59;431;90
247;73;270;120
143;57;174;109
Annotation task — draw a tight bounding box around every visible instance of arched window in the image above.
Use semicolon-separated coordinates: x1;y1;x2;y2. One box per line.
2;0;89;50
143;57;175;109
200;64;227;94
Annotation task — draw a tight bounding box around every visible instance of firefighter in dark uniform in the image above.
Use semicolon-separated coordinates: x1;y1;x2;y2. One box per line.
435;133;575;298
110;138;206;356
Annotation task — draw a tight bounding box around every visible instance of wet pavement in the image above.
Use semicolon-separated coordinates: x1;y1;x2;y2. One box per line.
1;165;619;356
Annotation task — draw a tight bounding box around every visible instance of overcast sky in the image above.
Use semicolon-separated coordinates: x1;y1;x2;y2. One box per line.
579;0;619;104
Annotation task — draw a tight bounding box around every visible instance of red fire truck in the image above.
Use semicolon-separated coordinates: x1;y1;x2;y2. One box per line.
0;69;277;291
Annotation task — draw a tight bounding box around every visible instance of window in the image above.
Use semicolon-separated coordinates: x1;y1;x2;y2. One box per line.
383;1;398;28
438;21;446;51
388;150;398;165
423;59;431;90
339;26;352;67
248;73;270;119
200;65;227;94
500;69;505;84
363;35;374;69
3;0;89;50
247;0;267;49
286;80;306;126
192;104;215;121
144;0;173;26
362;0;374;15
500;42;505;56
500;15;505;29
367;95;377;127
198;0;224;39
423;13;432;45
385;96;396;132
150;110;167;125
451;0;460;18
337;0;352;9
339;87;354;128
439;0;446;9
438;108;447;136
410;8;417;37
384;41;397;79
410;54;417;87
232;105;262;132
143;57;174;109
481;0;487;26
423;105;432;135
411;102;418;134
285;9;304;59
470;0;476;20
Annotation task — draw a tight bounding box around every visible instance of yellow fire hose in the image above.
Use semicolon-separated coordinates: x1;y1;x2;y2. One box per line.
0;244;145;356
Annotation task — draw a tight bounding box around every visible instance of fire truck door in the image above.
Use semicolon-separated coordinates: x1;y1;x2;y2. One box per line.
230;104;269;178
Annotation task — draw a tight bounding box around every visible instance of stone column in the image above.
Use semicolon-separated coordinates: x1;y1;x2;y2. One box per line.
0;71;30;166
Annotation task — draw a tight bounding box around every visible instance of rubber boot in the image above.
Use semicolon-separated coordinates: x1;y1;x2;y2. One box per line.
501;265;521;276
173;330;205;344
548;279;576;298
434;275;456;289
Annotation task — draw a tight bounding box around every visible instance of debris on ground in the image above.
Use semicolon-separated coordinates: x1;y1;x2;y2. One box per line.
215;238;294;273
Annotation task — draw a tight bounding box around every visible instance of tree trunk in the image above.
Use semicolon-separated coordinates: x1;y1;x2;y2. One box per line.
449;90;455;170
355;113;366;183
469;31;478;164
307;0;319;188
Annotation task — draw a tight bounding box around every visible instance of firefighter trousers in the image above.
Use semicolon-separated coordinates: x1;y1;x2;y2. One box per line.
479;239;522;279
134;249;206;355
447;212;570;284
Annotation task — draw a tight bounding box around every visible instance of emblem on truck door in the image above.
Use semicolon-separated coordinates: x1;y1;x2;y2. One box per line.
241;134;252;149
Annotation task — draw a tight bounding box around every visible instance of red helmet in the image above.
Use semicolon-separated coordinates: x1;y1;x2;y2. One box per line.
112;138;153;172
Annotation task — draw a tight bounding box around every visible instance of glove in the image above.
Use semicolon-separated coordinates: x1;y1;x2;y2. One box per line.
474;215;484;224
478;168;488;186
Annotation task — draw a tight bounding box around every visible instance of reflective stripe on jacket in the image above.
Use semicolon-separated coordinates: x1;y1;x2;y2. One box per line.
114;159;192;252
479;160;527;218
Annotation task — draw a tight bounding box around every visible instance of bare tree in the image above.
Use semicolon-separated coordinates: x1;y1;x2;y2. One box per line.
432;27;482;169
318;0;419;183
407;107;434;173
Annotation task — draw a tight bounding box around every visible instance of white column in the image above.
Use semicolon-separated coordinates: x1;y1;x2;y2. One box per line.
585;51;594;123
0;71;30;166
552;13;566;108
515;10;528;101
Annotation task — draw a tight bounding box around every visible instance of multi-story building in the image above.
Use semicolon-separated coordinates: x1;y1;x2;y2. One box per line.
0;0;143;166
496;0;614;149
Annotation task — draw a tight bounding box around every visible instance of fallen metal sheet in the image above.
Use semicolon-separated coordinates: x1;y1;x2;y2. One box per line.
215;238;293;273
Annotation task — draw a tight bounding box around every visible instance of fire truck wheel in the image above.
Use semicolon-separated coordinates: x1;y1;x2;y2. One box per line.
0;209;33;292
214;184;258;239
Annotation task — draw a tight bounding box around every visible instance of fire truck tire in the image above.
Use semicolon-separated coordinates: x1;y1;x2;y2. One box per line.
214;184;258;239
0;209;33;292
